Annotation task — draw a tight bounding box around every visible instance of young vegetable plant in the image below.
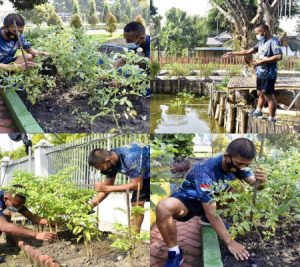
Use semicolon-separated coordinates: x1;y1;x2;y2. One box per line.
6;167;100;257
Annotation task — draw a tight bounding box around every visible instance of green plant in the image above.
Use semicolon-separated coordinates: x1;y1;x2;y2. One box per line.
5;168;99;257
70;13;83;28
150;61;160;79
214;149;300;243
166;63;190;77
105;12;117;36
109;205;150;254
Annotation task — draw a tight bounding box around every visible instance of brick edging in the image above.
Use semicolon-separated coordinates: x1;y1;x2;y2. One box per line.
1;88;44;133
18;241;60;267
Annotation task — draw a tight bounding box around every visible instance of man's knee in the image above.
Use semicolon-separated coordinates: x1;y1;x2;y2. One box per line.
257;90;264;97
156;198;173;220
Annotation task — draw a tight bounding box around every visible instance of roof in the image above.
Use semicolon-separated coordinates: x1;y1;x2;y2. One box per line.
206;37;223;46
215;31;233;41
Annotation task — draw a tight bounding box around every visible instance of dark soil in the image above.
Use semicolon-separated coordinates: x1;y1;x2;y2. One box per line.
220;221;300;267
2;231;150;267
17;83;149;133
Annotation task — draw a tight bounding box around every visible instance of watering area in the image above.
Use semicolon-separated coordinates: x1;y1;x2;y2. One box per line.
150;94;225;133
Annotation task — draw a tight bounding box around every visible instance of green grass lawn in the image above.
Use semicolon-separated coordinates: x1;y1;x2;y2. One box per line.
87;33;124;44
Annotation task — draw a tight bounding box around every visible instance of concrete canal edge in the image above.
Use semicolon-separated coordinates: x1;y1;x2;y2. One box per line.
202;226;223;267
1;88;44;133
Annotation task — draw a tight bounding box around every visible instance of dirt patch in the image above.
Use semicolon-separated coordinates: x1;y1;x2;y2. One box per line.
220;220;300;267
2;231;150;267
17;83;149;133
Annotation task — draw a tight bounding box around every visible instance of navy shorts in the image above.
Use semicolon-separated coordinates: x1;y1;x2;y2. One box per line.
256;78;276;95
131;178;150;203
171;192;205;222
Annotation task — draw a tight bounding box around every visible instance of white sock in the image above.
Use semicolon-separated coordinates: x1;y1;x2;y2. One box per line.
269;116;275;120
168;245;180;254
256;108;262;112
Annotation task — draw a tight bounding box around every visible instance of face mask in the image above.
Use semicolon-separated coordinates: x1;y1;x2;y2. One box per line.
226;156;247;173
7;206;20;212
127;42;139;51
256;34;265;41
100;168;117;176
5;29;18;41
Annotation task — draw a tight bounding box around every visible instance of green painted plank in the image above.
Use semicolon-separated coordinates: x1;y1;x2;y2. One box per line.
202;226;223;267
1;88;44;133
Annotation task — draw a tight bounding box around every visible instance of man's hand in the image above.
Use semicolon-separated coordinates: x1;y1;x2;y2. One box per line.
35;231;56;241
253;59;263;68
15;61;36;70
38;51;49;57
94;182;109;193
222;52;234;59
39;219;48;225
227;240;250;261
254;168;267;183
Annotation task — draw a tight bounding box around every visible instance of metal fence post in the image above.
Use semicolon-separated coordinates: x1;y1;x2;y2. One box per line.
0;157;10;186
34;140;54;177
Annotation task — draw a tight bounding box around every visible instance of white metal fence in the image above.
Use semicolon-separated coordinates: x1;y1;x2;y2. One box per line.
1;133;149;187
45;133;149;188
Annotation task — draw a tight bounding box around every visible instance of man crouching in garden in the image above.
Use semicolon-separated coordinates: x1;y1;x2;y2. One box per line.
0;185;56;244
0;14;48;71
88;144;150;233
156;138;267;267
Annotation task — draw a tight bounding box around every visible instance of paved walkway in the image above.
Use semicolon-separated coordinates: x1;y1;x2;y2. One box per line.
151;217;202;267
0;96;17;133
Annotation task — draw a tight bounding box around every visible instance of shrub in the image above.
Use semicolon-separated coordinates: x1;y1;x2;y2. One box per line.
70;13;83;29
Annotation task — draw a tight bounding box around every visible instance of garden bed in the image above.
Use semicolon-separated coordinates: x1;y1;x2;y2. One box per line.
2;231;150;267
17;88;149;133
220;220;300;267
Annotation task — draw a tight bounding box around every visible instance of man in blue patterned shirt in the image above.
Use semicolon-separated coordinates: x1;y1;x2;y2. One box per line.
0;14;48;71
156;138;267;267
223;23;282;123
88;143;150;233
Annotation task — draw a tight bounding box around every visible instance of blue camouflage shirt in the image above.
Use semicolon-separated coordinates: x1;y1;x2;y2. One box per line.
112;144;150;180
174;155;254;203
253;37;282;80
0;190;5;217
145;35;150;59
0;30;31;64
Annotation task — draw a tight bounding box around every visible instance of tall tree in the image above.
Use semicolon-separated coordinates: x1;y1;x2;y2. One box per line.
160;8;209;56
209;0;299;49
113;0;121;22
72;0;80;14
6;0;48;10
105;11;117;36
102;0;110;22
125;0;132;20
150;0;157;16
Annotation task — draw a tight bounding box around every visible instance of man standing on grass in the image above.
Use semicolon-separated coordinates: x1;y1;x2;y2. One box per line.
223;23;282;123
88;143;150;233
0;14;48;71
0;185;56;242
156;138;267;267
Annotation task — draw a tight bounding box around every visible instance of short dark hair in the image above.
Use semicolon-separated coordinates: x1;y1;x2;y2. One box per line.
6;184;27;201
226;138;256;159
255;23;269;32
88;149;112;167
124;22;145;35
3;14;25;27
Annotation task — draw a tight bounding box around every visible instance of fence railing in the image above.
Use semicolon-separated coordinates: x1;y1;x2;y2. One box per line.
157;56;300;70
45;133;149;188
1;134;149;188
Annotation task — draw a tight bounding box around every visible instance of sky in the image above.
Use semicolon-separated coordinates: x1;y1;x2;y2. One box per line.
152;0;298;34
153;0;211;18
0;135;23;152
